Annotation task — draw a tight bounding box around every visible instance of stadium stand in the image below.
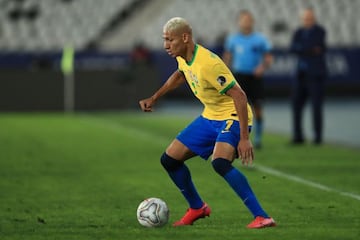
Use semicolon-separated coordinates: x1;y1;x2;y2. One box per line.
134;0;360;50
0;0;136;51
0;0;359;51
0;0;359;111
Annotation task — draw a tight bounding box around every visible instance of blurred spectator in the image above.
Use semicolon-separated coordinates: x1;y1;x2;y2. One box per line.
31;56;52;71
130;41;151;65
223;10;273;149
290;7;327;145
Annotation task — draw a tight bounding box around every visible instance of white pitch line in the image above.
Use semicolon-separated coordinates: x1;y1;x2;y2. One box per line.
84;115;360;202
254;164;360;201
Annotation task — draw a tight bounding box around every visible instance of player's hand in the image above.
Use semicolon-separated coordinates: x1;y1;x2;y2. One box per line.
139;97;156;112
238;139;254;165
254;65;265;77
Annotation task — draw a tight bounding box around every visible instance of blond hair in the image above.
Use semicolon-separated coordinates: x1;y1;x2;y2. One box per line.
163;17;192;35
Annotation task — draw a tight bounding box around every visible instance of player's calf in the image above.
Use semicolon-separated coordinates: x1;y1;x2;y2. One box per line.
212;158;275;227
160;152;205;211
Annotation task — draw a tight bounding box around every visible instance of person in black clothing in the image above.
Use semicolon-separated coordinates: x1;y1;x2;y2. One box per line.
290;7;327;145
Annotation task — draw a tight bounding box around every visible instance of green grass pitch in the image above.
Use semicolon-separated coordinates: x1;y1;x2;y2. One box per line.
0;112;359;240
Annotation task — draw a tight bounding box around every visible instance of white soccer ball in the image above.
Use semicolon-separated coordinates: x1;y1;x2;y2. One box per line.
136;197;169;227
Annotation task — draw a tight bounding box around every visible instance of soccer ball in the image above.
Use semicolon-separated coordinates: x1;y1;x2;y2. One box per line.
136;198;169;227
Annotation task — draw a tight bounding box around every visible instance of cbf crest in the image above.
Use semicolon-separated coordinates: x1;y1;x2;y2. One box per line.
187;70;199;86
187;70;199;95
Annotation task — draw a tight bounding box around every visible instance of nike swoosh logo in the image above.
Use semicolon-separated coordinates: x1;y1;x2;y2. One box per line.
221;130;230;133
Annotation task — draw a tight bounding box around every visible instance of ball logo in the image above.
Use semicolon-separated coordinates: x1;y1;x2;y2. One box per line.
137;198;169;227
217;76;226;86
139;203;161;224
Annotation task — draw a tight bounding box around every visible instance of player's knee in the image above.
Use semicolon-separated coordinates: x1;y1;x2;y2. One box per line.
212;158;234;177
160;152;183;172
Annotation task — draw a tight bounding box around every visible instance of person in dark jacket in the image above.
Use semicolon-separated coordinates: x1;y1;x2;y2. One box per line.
290;7;327;145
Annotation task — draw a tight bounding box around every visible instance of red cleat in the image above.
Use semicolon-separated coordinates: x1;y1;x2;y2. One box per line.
247;216;276;229
173;203;211;226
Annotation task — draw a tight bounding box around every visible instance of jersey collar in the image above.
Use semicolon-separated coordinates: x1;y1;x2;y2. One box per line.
186;44;198;66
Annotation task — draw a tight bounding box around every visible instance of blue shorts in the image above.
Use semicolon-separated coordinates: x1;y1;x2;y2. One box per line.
176;115;251;160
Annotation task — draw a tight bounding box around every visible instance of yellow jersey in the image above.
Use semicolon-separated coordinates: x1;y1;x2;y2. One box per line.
176;44;253;125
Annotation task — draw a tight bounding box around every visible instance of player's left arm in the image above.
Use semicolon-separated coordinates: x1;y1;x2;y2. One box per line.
226;85;254;165
222;35;233;68
254;52;273;77
254;36;273;77
222;51;232;68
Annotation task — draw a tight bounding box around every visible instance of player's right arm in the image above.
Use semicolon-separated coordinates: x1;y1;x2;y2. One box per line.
139;70;186;112
222;51;232;68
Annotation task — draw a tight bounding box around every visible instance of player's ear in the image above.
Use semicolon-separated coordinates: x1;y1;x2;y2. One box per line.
182;33;189;43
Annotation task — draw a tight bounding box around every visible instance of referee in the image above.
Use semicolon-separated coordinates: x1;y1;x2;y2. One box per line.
223;10;273;149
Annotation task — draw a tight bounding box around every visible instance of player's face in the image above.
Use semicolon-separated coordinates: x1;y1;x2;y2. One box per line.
238;13;254;34
163;30;186;57
301;10;315;28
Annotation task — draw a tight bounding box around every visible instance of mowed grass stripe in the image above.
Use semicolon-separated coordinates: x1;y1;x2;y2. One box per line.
84;114;360;202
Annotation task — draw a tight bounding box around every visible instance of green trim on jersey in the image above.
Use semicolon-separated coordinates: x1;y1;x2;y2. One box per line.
220;80;236;95
186;44;198;66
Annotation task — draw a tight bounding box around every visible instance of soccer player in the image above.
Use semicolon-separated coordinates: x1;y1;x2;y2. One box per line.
223;10;273;149
139;17;275;228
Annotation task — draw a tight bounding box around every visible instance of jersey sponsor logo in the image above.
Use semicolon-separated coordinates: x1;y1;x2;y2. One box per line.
217;76;226;86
